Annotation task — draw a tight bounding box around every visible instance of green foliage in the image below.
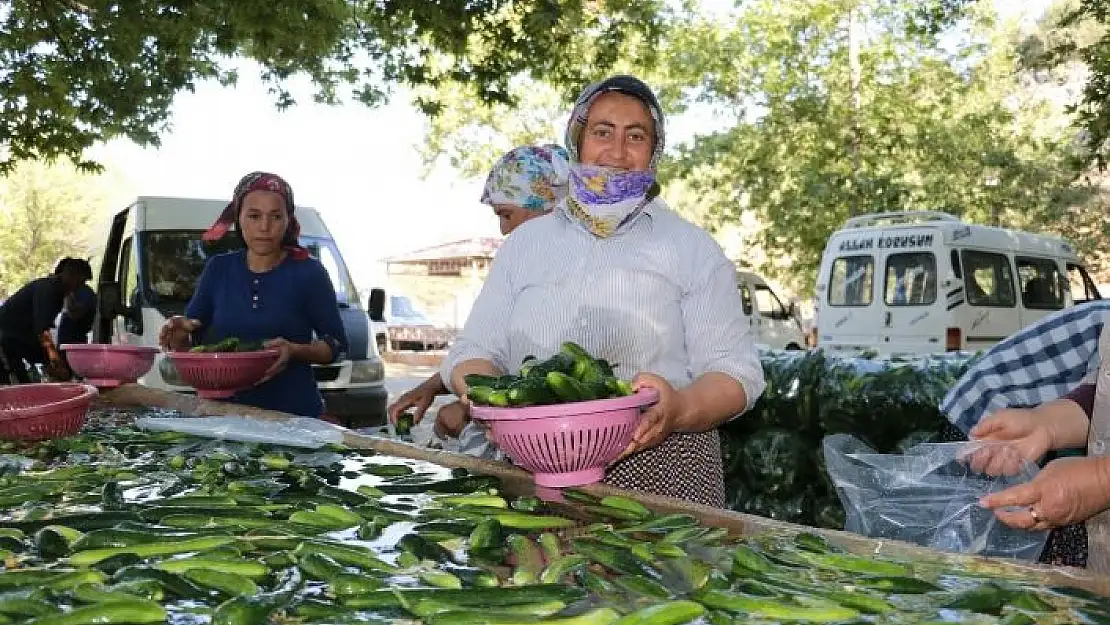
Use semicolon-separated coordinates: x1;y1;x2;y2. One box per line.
0;160;115;297
0;0;666;172
417;0;1096;295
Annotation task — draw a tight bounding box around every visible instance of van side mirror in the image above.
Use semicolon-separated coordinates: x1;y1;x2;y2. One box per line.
368;288;386;323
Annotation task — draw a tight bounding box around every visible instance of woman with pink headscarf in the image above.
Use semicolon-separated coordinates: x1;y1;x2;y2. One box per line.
159;172;348;417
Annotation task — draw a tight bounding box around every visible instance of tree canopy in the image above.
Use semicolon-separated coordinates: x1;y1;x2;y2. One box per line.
417;0;1101;293
0;0;665;172
0;159;117;297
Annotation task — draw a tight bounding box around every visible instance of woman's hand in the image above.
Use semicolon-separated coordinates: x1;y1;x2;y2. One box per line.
388;374;447;425
979;456;1110;531
617;373;683;460
434;401;470;440
159;316;201;352
259;338;295;383
965;408;1056;476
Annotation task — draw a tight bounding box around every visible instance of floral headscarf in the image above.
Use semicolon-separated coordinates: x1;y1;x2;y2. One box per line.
560;75;666;237
203;172;308;260
480;144;570;212
564;75;666;170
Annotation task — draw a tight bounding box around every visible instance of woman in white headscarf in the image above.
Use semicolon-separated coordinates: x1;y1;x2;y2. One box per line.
439;75;765;506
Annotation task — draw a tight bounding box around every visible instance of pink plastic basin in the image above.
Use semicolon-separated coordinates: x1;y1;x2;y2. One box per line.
61;344;159;388
0;383;98;440
470;388;659;488
165;349;280;399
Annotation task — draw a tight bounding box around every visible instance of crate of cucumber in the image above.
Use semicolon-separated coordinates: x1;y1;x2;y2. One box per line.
469;342;658;488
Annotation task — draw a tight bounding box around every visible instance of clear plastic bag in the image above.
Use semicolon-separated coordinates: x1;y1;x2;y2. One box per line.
822;433;1049;561
135;416;345;449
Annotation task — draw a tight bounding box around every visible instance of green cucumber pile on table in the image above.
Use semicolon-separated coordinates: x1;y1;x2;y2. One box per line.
466;342;634;408
721;349;978;529
0;415;1102;625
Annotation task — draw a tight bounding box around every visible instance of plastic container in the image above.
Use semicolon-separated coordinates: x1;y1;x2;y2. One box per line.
0;383;98;440
470;389;659;487
61;344;159;388
165;349;280;399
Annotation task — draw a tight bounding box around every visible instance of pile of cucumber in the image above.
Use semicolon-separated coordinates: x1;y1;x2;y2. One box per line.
0;415;1103;625
188;337;266;353
467;341;634;408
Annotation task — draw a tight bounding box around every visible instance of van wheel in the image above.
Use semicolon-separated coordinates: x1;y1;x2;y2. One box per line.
375;334;388;354
785;342;802;351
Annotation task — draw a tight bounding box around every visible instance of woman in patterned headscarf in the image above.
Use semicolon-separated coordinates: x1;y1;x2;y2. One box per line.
158;172;348;418
387;145;570;430
440;75;765;507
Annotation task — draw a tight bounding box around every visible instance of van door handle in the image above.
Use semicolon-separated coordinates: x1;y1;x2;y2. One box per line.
884;312;892;327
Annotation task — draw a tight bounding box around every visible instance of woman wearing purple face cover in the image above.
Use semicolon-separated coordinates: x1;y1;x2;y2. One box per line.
439;75;766;507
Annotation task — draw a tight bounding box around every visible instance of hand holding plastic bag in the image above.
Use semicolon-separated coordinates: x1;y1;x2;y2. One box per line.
823;433;1049;561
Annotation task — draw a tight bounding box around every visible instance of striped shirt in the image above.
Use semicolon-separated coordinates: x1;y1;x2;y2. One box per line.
441;197;766;414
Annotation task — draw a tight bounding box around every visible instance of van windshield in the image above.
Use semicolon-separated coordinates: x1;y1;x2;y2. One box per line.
140;231;359;317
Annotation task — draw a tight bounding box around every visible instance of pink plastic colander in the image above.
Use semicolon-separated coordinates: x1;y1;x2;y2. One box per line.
0;383;97;440
165;349;280;399
61;344;159;388
470;388;659;487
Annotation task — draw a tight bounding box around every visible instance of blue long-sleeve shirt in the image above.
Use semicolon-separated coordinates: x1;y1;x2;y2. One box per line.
185;251;348;417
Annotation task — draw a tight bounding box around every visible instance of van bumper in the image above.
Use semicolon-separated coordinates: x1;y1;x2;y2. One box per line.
322;385;388;428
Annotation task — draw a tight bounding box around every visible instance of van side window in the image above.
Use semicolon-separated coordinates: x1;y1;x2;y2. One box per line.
961;250;1016;308
754;284;787;319
1016;257;1065;310
119;237;139;307
828;256;874;307
884;252;936;306
738;283;753;316
1067;263;1102;304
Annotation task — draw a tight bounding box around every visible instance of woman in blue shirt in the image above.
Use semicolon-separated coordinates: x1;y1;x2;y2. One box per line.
158;172;348;418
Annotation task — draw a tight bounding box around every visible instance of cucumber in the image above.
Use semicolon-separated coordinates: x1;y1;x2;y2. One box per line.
694;589;860;622
340;585;588;610
34;525;82;559
69;535;237;566
467;386;496;406
464;375;517;390
23;600;166;625
328;572;385;596
184;568;260;597
598;495;652;520
0;597;59;618
468;519;502;555
296;551;347;581
111;566;210;600
610;600;705;625
546;372;594;402
398;533;458;565
506;378;558;407
507;534;544;585
419;569;463;589
294;541;398;574
155;556;269;578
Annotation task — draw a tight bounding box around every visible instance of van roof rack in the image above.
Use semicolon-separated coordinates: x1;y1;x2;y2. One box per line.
842;211;961;229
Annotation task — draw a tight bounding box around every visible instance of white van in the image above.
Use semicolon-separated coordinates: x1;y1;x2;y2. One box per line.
735;270;807;350
815;211;1102;355
88;196;388;425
